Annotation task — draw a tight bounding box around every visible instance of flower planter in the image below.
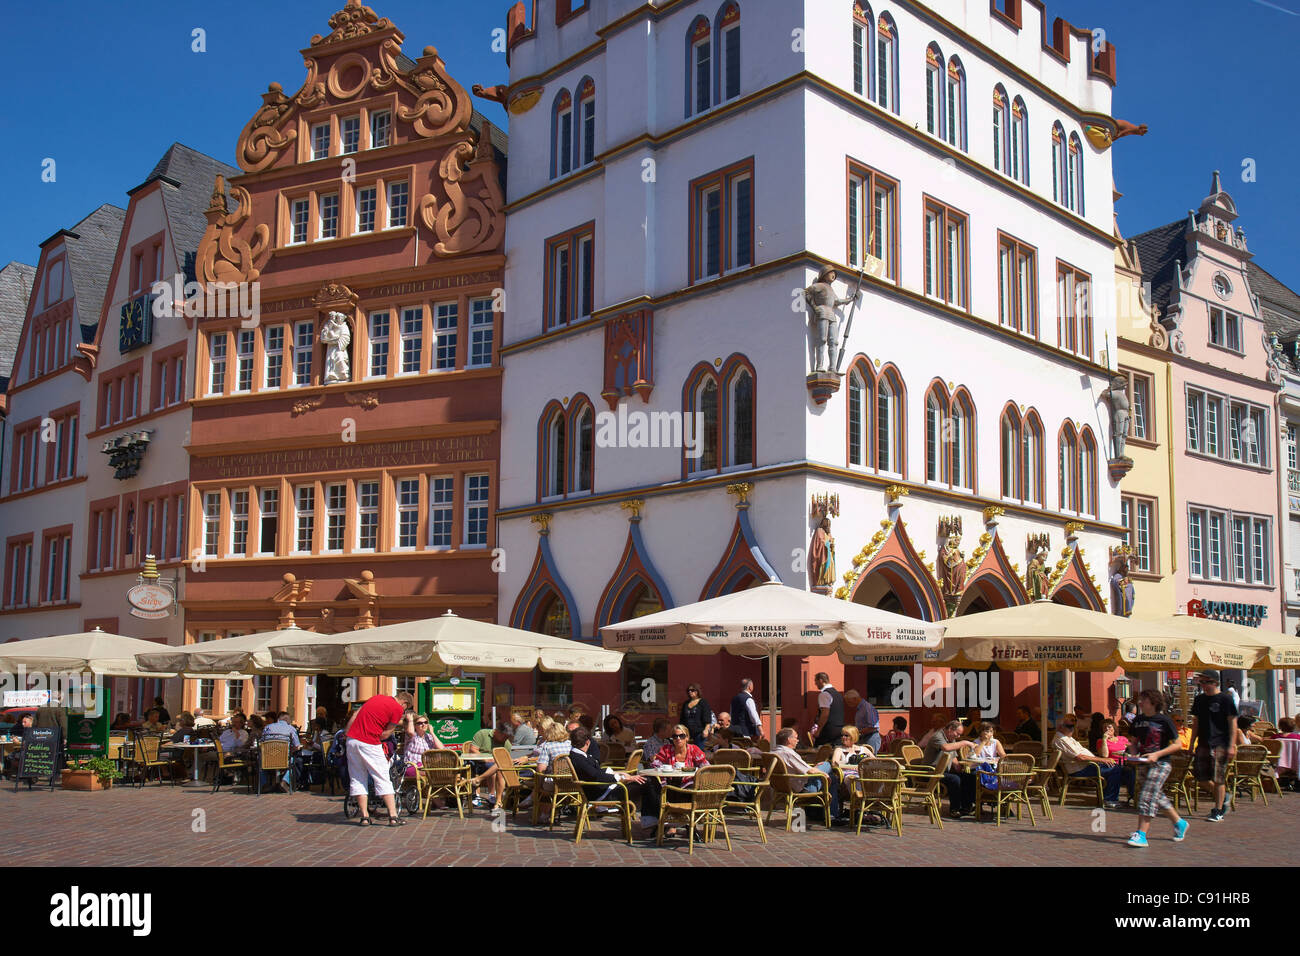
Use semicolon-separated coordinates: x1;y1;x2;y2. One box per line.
61;770;111;791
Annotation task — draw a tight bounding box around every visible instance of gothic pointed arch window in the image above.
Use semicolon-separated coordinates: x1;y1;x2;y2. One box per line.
686;367;720;476
540;403;567;498
1023;409;1044;505
925;384;945;484
686;16;712;116
684;355;755;477
847;360;872;468
1058;421;1079;513
875;14;898;113
1011;97;1029;185
572;398;595;494
1000;405;1022;499
1080;426;1098;517
945;56;966;151
993;85;1010;174
925;43;945;138
727;363;754;468
538;592;572;637
576;77;597;168
1068;132;1085;216
852;3;873;98
1051;121;1068;208
716;2;741;104
876;365;904;476
949;388;975;491
551;88;574;179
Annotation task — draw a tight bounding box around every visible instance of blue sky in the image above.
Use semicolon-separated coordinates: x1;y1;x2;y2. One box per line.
1;0;1296;288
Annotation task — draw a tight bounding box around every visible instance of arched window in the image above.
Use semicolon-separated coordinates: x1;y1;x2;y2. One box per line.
1023;410;1044;505
576;77;596;168
1051;122;1068;208
852;3;873;98
876;366;904;475
1080;427;1098;517
1068;132;1085;215
687;16;712;116
551;89;573;179
541;404;567;497
950;389;975;490
537;592;572;637
1058;422;1079;513
993;85;1010;174
1011;97;1029;185
848;364;870;467
925;44;945;138
945;56;966;150
875;14;898;113
728;365;754;467
716;2;741;104
573;402;594;493
1000;405;1021;499
688;374;720;475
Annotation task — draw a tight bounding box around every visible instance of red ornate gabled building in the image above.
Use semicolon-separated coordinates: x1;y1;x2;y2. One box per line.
184;0;506;723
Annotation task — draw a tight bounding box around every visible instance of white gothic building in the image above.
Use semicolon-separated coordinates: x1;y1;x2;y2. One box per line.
493;0;1131;724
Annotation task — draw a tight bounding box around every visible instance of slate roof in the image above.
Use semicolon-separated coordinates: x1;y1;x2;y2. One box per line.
1248;261;1300;339
0;261;36;392
1130;219;1186;316
55;204;126;339
141;143;240;276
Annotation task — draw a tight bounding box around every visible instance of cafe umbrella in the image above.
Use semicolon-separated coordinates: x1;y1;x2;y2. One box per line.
598;580;944;740
0;628;175;678
134;626;318;678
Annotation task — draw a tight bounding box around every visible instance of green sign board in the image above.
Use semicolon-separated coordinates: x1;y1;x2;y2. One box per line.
417;680;481;748
66;685;110;757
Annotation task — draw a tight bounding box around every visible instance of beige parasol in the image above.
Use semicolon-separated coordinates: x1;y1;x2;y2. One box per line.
0;628;176;678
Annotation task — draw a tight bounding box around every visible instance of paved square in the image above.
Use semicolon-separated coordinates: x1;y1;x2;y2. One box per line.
3;780;1296;867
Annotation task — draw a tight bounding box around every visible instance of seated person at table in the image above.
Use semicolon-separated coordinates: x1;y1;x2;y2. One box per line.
819;726;872;819
311;706;335;736
262;711;304;791
923;720;977;818
463;721;516;808
510;712;537;748
535;721;577;773
110;713;132;731
567;727;646;802
402;714;446;777
641;718;672;767
219;714;250;753
772;727;833;810
192;708;216;729
1234;715;1264;747
246;715;265;740
140;710;166;734
1093;719;1129;760
960;708;983;738
465;721;510;756
1014;706;1041;741
916;713;948;749
169;713;196;741
655;724;710;769
970;722;1005;762
2;714;34;774
1275;717;1300;738
151;697;171;724
880;716;909;752
700;725;734;752
1054;715;1132;808
1173;715;1193;750
602;714;636;749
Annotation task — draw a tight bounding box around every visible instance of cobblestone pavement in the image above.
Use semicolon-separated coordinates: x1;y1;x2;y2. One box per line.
4;780;1297;867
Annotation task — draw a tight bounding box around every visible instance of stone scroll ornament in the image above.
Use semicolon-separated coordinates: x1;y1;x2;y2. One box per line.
419;129;506;256
320;312;352;384
197;175;269;285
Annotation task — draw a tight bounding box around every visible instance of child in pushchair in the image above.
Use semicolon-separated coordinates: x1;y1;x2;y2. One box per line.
337;730;419;818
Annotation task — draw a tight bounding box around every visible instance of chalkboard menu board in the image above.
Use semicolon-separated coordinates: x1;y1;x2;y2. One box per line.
17;726;60;790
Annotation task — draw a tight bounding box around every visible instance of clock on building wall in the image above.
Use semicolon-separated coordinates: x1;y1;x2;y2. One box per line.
119;294;154;353
1212;273;1232;301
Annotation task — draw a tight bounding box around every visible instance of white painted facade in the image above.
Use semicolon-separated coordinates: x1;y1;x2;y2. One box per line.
498;0;1127;680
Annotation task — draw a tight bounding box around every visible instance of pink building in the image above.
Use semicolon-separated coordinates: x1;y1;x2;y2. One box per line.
1133;172;1285;713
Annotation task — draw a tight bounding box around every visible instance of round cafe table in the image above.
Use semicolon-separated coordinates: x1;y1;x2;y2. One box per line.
162;741;214;787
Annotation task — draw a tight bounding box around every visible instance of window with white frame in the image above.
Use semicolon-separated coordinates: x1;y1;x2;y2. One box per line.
944;57;966;150
357;480;379;551
1010;98;1029;185
386;181;408;228
875;15;897;113
369;110;391;149
429;477;453;549
203;492;221;557
579;83;596;167
324;483;346;552
230;490;249;556
847;162;897;280
197;680;214;712
368;312;389;377
235;330;254;392
208;332;227;395
849;368;868;468
1209;307;1242;352
1056;263;1091;357
925;45;944;138
294;485;315;553
434;302;458;369
923;198;967;308
1288;424;1297;471
340;116;360;154
226;678;245;714
464;474;489;547
311;123;330;160
399;307;422;373
258;487;278;554
997;234;1036;335
318;193;339;239
356;186;376;233
468;298;493;368
294;321;314;386
691;163;752;284
395;478;420;549
264;326;284;389
290;199;309;244
255;675;273;712
877;373;902;476
553;91;574;178
852;4;872;97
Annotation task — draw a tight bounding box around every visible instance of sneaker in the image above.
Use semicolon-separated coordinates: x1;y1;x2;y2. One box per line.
1104;801;1121;809
1207;807;1225;822
1126;831;1148;848
471;797;488;809
1173;819;1189;842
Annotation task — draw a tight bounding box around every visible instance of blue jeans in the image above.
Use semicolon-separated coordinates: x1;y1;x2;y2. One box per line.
813;761;839;816
1071;763;1134;802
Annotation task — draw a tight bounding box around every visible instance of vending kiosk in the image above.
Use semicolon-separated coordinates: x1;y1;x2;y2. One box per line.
417;679;481;749
65;685;110;758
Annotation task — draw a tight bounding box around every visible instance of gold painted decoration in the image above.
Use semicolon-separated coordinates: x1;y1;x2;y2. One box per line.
982;506;1005;523
726;482;754;506
508;85;543;115
885;484;908;504
621;499;645;520
531;513;553;534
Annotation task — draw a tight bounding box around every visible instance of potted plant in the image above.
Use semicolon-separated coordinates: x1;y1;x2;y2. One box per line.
61;756;124;791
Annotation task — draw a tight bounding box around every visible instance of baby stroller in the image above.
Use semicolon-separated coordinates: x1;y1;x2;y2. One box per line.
340;733;414;818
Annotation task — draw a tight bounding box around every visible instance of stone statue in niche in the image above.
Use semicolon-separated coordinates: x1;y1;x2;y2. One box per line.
1025;543;1050;601
1103;375;1130;459
1109;547;1135;617
809;516;836;591
320;311;352;384
802;268;857;373
939;535;967;606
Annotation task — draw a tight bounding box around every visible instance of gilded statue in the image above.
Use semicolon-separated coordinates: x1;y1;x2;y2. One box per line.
809;516;836;591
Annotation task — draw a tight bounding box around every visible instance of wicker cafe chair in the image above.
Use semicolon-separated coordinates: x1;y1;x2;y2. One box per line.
888;737;915;756
1026;750;1059;820
1260;739;1285;794
1057;753;1105;808
1161;751;1195;814
850;758;905;836
210;737;249;794
132;733;175;788
550;755;636;845
540;752;584;828
420;750;473;820
318;736;334;793
900;752;951;828
899;744;925;766
257;739;294;795
603;742;628;767
720;752;774;844
755;738;771;752
1010;741;1044;760
765;753;832;831
975;754;1037;827
492;747;532;818
657;764;736;854
811;744;833;764
1227;745;1270;809
624;749;643;773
